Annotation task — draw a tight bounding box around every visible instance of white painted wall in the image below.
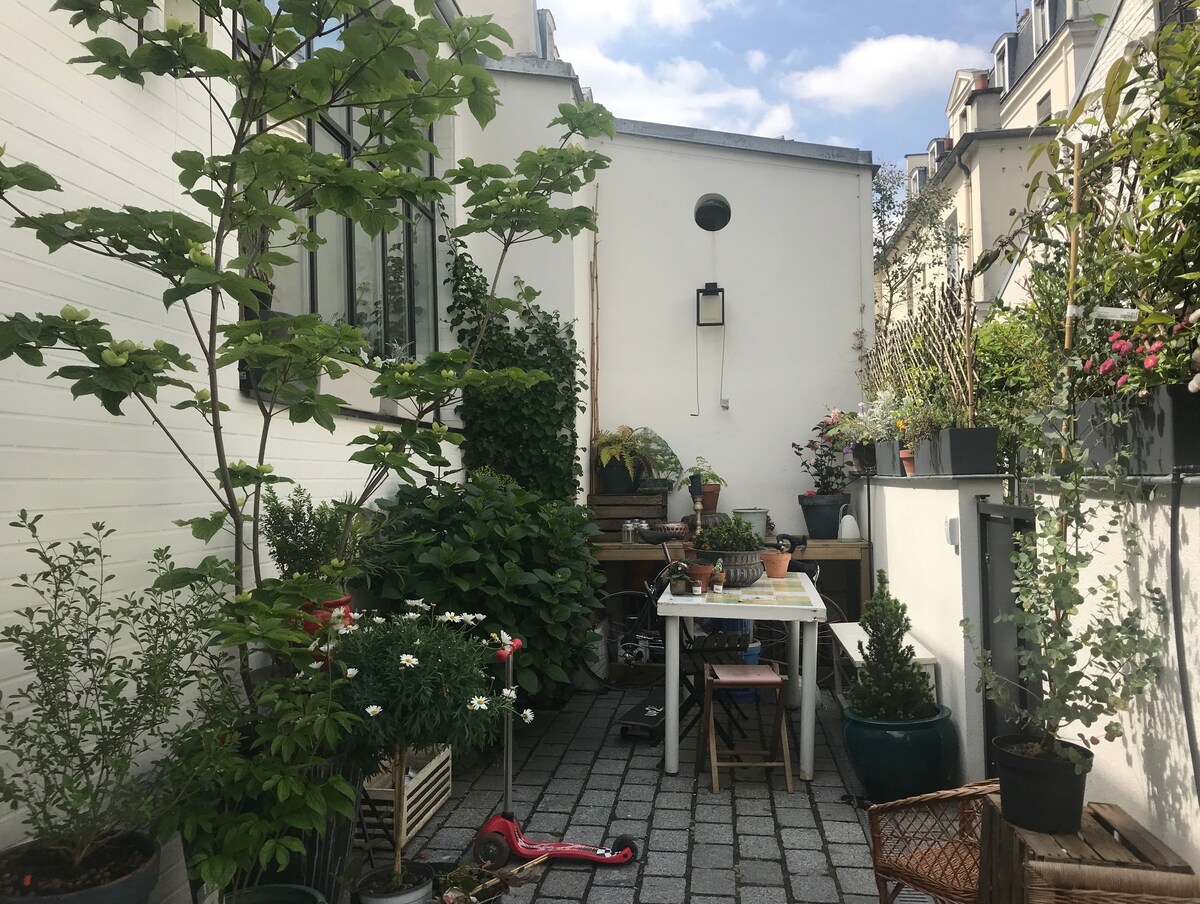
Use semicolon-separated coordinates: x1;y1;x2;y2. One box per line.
592;128;874;530
851;478;1005;785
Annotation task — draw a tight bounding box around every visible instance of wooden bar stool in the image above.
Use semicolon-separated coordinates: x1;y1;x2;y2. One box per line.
697;661;793;792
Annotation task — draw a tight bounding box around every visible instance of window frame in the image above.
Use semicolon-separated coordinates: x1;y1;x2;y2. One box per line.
994;45;1008;93
1033;0;1051;50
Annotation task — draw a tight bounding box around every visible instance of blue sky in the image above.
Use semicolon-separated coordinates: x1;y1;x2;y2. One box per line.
544;0;1020;167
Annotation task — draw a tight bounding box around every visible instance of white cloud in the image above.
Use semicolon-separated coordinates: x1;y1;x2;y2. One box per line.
781;34;990;112
548;0;740;48
745;48;768;73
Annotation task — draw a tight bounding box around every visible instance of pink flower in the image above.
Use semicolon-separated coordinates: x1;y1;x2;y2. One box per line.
1136;345;1145;353
1083;358;1093;373
1116;374;1130;388
1109;330;1122;343
1144;354;1159;369
1149;340;1164;353
1174;323;1185;334
803;490;816;497
1113;340;1134;355
1099;358;1116;375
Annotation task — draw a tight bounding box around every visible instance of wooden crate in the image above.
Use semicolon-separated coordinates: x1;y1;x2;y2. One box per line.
357;746;452;850
588;493;667;542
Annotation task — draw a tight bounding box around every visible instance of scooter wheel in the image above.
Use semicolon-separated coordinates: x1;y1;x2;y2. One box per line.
611;834;639;861
472;832;511;868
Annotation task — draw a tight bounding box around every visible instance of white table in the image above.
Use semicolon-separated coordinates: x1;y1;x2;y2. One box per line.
656;572;827;780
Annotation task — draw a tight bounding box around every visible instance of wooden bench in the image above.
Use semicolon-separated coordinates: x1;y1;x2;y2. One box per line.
829;621;938;707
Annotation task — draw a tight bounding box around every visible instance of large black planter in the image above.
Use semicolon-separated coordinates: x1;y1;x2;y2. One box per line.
598;457;640;494
228;886;326;904
0;834;160;904
932;428;998;475
842;705;958;802
797;493;850;539
692;548;764;587
1078;383;1200;475
875;441;903;477
992;735;1093;834
851;442;876;474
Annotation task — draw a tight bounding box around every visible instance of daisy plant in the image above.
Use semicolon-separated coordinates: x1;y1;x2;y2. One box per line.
335;601;520;893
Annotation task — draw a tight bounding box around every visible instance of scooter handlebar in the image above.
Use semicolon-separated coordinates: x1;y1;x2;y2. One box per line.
495;637;524;662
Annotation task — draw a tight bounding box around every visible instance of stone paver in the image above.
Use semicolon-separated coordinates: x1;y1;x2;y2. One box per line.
404;689;898;903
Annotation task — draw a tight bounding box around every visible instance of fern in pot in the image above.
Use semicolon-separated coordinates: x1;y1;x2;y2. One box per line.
843;570;957;803
692;516;764;588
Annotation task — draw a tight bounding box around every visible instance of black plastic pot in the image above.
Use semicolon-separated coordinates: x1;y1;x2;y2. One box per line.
1078;384;1200;475
851;442;876;474
636;476;672;494
227;885;326;904
932;428;998;475
992;735;1093;833
875;441;903;477
598;458;640;494
843;705;958;803
0;834;160;904
797;493;850;539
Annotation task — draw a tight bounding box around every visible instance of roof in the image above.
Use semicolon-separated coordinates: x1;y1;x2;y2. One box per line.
612;119;875;169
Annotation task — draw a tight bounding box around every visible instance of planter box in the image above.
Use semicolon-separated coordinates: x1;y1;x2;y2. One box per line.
850;443;876;474
587;493;667;542
875;441;903;477
358;747;452;850
1078;384;1200;475
913;429;999;475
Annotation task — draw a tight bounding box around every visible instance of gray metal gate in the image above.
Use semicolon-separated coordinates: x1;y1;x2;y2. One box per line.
976;501;1036;777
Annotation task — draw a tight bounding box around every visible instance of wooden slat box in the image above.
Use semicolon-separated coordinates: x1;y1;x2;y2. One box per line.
357;746;452;851
588;493;667;543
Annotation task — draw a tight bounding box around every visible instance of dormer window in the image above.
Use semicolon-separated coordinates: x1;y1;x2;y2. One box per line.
994;45;1008;92
1034;0;1051;49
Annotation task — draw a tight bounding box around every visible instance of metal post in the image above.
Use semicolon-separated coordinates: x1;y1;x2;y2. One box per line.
503;649;514;818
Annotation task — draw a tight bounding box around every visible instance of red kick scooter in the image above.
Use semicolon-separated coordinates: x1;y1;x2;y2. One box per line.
472;638;639;869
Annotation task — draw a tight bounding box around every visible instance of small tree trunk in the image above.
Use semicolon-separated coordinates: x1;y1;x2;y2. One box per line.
392;749;406;885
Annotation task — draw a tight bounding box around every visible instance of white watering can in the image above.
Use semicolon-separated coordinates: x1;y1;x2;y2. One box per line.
838;504;862;541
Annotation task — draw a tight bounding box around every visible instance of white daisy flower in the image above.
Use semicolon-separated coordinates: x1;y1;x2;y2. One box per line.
401;612;422;621
500;630;512;645
336;622;358;635
349;610;362;621
366;705;382;717
372;615;386;624
438;612;462;624
345;667;359;678
399;653;419;668
308;661;322;670
406;598;430;610
468;696;489;711
502;687;518;702
521;709;535;724
413;639;421;646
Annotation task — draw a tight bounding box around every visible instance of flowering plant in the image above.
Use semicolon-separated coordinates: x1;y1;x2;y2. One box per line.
792;414;850;495
1082;322;1200;395
335;601;522;891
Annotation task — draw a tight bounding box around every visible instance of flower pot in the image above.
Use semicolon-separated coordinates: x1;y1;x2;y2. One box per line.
687;563;714;592
302;594;353;637
992;736;1093;834
692;549;764;587
711;573;726;592
925;428;998;475
760;549;791;579
899;449;916;476
356;863;435;904
1078;384;1200;475
0;833;160;904
731;508;769;537
636;476;672;494
670;578;688;595
700;483;721;513
598;458;640;494
876;441;903;477
228;886;327;904
796;493;851;540
851;442;876;474
842;705;958;803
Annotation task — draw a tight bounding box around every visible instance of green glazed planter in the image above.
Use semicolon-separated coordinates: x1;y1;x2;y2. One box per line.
842;704;957;803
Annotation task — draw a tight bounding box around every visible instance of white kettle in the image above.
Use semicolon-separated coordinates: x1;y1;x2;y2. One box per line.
837;504;862;541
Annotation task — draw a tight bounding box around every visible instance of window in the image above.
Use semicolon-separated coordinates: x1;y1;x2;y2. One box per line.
994;45;1008;93
945;212;960;276
1037;92;1053;124
1034;0;1051;49
239;12;439;359
959;109;968;138
1159;0;1198;24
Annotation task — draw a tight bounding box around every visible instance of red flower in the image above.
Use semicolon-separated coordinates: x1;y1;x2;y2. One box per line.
1083;358;1093;373
1099;358;1116;375
1144;354;1159;369
1116;374;1130;388
1149;340;1164;353
1109;330;1122;343
803;490;817;496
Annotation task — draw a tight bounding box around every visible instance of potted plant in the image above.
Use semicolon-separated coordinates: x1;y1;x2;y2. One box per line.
666;560;690;595
760;540;791;579
686;561;714;593
692;517;764;587
711;559;727;593
593;426;657;494
842;571;957;803
825;407;875;474
635;429;682;494
676;457;726;513
0;514;219;904
792;414;851;538
336;604;516;903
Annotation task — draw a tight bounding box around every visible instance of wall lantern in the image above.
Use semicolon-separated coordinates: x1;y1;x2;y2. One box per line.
696;282;725;327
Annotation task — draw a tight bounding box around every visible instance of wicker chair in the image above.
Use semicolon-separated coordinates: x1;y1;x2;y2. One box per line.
867;779;1000;904
1025;861;1200;904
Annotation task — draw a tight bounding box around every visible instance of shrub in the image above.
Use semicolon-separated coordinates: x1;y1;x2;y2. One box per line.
848;571;936;721
693;516;763;552
261;486;345;578
361;472;603;700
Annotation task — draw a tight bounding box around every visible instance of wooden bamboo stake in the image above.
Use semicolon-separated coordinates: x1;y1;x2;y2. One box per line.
589;191;601;443
1062;140;1082;460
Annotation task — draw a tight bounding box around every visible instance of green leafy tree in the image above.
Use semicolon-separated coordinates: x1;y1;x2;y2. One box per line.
849;571;936;721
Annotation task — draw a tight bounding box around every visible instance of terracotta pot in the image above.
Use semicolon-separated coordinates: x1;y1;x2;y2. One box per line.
302;594;353;636
687;563;714;592
760;549;791;579
700;484;721;513
899;449;916;476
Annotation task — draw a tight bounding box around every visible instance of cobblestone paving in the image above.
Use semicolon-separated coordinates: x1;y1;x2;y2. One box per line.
405;689;885;903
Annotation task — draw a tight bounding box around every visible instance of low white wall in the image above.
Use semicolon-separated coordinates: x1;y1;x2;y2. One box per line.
858;475;1200;868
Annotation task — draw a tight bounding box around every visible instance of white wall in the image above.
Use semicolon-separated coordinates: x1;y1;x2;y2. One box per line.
852;477;1005;784
593;129;874;529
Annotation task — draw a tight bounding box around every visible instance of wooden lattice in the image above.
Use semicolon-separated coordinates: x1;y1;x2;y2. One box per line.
862;274;977;427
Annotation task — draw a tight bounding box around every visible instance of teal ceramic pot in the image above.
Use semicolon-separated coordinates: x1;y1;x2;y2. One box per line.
843;705;958;803
227;886;326;904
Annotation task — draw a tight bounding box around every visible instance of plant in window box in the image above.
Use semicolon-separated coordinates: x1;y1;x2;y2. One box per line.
335;604;517;904
692;516;764;587
792;415;851;538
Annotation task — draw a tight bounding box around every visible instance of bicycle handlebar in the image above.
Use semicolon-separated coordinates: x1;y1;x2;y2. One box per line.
774;533;808;554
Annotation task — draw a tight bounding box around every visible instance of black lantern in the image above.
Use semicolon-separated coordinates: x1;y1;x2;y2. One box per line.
696;282;725;327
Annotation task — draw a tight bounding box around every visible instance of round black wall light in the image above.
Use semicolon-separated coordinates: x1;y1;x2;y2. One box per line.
694;194;731;232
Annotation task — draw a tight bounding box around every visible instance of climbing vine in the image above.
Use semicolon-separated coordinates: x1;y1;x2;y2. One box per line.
450;249;586;500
